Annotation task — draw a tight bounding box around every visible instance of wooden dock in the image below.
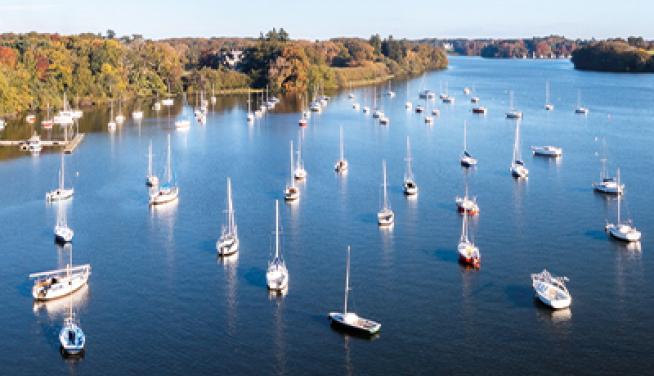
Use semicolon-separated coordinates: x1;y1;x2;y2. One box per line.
0;133;85;154
64;133;84;154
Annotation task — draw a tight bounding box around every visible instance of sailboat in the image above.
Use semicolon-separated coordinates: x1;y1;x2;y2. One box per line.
593;158;624;194
372;87;383;119
605;169;641;242
328;246;381;335
457;209;480;268
544;81;554;110
115;99;126;124
132;103;144;120
145;140;159;187
403;137;418;196
46;154;74;202
348;82;355;99
299;96;308;127
442;82;455;104
149;135;179;205
531;269;571;309
266;200;289;291
405;83;412;110
334;126;348;173
210;84;217;105
510;120;528;178
247;89;255;122
217;177;239;256
42;103;54;128
575;90;589;114
29;246;91;301
455;179;479;215
377;160;394;226
506;90;523;119
294;135;307;180
59;288;85;355
385;80;395;97
284;141;300;201
107;100;116;130
460;120;477;167
54;201;74;243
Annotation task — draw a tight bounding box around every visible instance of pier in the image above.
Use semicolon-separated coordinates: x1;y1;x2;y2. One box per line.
0;133;85;154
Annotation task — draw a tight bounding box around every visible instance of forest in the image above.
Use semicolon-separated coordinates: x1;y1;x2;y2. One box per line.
0;29;447;116
571;39;654;72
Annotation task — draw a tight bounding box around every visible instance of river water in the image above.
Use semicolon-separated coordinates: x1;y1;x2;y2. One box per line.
0;57;652;375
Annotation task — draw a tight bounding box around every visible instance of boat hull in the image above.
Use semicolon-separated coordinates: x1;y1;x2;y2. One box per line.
32;267;91;301
328;313;381;335
217;236;239;256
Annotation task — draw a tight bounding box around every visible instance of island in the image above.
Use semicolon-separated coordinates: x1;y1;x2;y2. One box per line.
571;39;654;72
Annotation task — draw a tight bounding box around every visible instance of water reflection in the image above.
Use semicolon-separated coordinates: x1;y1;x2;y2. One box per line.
272;295;287;375
219;253;239;336
32;284;90;320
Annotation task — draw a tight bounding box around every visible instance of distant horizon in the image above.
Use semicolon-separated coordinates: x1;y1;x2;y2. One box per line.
2;0;653;41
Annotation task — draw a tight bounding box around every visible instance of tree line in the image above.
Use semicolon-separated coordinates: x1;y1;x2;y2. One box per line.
0;29;447;116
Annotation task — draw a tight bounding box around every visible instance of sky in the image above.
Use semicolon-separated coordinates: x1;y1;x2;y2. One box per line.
1;0;651;40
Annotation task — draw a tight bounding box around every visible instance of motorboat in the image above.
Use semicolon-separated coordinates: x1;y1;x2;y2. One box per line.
531;269;571;309
531;145;562;157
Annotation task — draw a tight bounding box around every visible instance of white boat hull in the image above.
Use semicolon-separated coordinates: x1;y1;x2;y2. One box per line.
149;186;179;205
217;235;239;256
32;266;91;301
46;188;74;202
606;223;642;242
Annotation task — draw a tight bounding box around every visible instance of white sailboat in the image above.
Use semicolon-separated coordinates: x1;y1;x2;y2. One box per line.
29;246;91;301
605;169;641;242
328;246;381;335
403;137;418;196
405;83;412;110
457;209;480;268
510;120;528;178
531;269;571;309
385;80;395;98
149;135;179;205
593;158;624;195
294;135;307;180
460;120;477;167
247;89;255;122
456;179;479;215
217;177;239;256
377;160;394;226
54;201;74;243
284;141;300;201
59;292;85;355
372;87;383;119
544;81;554;110
334;126;348;173
46;154;74;202
145;140;159;187
115;99;126;124
575;90;589;114
266;200;289;291
107;100;116;130
506;90;523;119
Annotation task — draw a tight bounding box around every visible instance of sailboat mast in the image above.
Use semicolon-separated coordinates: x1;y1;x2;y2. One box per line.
545;81;550;104
509;90;514;110
405;137;413;178
339;126;344;161
382;160;388;209
616;169;621;225
290;140;295;187
227;177;233;232
274;200;280;259
166;135;172;183
461;208;468;242
344;246;350;314
513;121;521;162
59;154;65;189
463;120;468;151
148;141;153;177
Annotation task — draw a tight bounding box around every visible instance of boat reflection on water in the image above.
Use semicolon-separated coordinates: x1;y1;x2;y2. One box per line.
272;294;287;375
535;303;572;324
219;252;239;335
32;284;90;319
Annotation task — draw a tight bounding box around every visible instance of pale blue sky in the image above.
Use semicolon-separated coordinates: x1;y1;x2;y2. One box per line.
1;0;651;40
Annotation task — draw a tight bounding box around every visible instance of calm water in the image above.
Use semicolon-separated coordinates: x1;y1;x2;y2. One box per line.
1;57;653;375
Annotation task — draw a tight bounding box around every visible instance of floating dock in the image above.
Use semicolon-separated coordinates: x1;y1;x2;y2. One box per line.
63;133;84;154
0;133;85;154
